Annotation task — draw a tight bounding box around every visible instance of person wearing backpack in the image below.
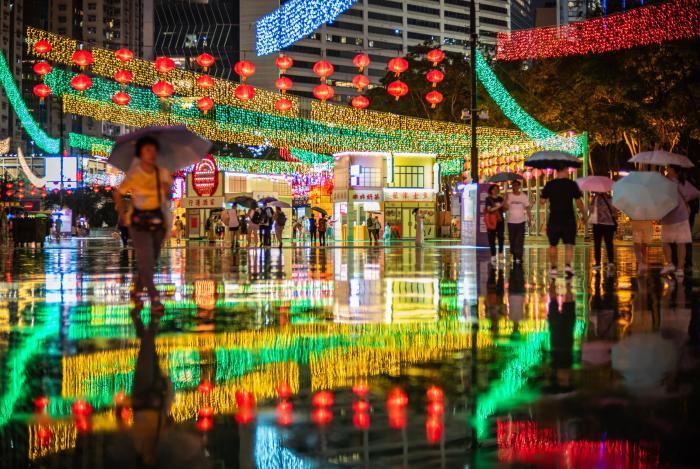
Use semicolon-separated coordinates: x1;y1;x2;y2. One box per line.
274;207;286;248
484;184;505;265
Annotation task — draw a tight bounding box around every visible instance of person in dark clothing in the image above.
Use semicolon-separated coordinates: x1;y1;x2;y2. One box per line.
589;192;618;271
309;215;318;246
318;215;328;246
484;184;505;265
547;280;576;393
259;206;274;247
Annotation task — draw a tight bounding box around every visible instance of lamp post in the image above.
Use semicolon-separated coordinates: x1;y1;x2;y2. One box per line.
469;0;478;183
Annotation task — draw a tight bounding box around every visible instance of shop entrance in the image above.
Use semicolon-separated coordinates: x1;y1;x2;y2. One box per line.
401;207;415;239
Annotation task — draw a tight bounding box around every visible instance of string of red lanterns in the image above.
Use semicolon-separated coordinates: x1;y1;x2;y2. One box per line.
154;56;175;75
33;39;52;55
351;53;371;109
424;49;444;109
234;60;256;81
194;54;216;113
196;53;215;71
114;48;133;63
72;50;93;69
69;73;92;93
313;59;334;103
274;55;294;112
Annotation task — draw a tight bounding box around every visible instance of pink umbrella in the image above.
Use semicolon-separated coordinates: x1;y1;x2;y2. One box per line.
576;175;613;193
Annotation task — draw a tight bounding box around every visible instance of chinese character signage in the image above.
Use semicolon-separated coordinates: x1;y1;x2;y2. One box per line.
385;190;434;202
183;196;224;209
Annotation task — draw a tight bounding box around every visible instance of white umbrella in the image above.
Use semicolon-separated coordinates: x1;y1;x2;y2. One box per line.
612;171;678;220
629;150;693;168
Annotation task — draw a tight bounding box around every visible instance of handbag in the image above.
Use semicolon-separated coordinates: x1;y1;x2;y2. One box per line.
130;166;166;231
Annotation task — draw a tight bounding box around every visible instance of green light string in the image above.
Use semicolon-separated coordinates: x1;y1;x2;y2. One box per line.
0;54;60;153
290;148;333;164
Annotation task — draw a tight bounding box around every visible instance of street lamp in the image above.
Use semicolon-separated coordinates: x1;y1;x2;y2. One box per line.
469;0;478;183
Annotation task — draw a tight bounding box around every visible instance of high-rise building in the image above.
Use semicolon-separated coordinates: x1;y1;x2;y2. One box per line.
0;0;25;152
534;0;601;28
511;0;535;30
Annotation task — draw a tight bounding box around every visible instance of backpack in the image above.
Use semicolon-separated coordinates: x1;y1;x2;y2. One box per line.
251;210;262;225
276;211;287;226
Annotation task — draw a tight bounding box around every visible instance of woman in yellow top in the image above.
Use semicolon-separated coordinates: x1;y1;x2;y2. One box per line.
114;136;173;312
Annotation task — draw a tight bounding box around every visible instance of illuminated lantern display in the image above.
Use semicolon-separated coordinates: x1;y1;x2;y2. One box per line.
426;69;444;87
352;74;369;91
312;407;333;426
72;50;93;68
426;49;445;66
37;426;52;447
115;48;133;63
197;74;215;89
112;91;131;106
312;390;334;408
353;411;370;430
197;416;213;432
352;381;369;398
275;54;293;73
313;83;334;102
198;380;214;394
275;97;293;112
425;90;443;108
387;80;408;100
33;61;52;77
114;69;133;86
192;154;219;196
70;74;92;92
426;386;444;402
386;387;408;408
34;396;50;413
277;382;292;399
154;56;175;74
197;96;214;114
198;406;214;418
426;416;443;443
235;390;256;408
353;53;370;71
71;400;92;417
151;80;174;99
387;57;408;77
234;83;255;101
34;39;52;54
312;60;334;81
351;95;370;109
196;53;215;70
275;76;293;94
234;60;256;81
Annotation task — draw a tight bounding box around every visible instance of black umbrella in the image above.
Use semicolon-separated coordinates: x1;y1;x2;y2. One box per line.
259;196;277;205
487;172;523;183
229;195;257;209
312;206;327;216
524;150;582;170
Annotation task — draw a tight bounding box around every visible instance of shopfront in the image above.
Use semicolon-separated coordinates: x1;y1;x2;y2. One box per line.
183;156;225;239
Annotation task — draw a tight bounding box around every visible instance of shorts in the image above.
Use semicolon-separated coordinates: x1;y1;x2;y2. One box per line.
661;220;692;244
630;220;653;244
547;224;577;246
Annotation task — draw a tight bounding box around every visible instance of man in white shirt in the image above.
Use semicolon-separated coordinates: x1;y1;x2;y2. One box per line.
504;179;532;264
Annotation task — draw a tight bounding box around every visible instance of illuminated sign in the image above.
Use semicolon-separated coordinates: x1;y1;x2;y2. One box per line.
192;154;218;196
44;156;78;189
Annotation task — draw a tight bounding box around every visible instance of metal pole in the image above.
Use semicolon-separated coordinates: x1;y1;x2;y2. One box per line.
469;0;478;183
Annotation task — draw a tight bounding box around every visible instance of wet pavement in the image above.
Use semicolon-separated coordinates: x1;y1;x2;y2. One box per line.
0;238;699;468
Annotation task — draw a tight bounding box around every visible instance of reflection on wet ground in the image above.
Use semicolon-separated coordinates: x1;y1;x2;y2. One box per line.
0;239;698;467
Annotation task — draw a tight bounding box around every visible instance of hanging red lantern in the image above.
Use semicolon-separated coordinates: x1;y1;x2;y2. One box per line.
93;186;100;193
234;83;255;101
352;381;369;398
72;50;93;68
112;91;131;106
275;98;293;112
115;48;133;63
275;76;293;94
275;55;293;73
154;56;175;74
387;80;408;100
351;95;370;109
70;74;92;92
151;80;174;99
277;382;293;399
34;40;52;55
312;60;334;80
5;190;12;197
426;49;445;66
425;90;443;108
353;53;370;72
196;53;215;70
114;69;133;86
426;69;444;87
197;74;215;89
312;391;334;408
33;61;52;77
234;60;256;81
352;74;369;91
313;83;334;102
387;57;408;77
197;96;214;114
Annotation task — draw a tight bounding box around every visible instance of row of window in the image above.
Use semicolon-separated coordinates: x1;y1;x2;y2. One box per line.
355;166;426;188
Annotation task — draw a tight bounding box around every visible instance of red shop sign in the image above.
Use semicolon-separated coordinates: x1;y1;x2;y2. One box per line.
192;154;219;196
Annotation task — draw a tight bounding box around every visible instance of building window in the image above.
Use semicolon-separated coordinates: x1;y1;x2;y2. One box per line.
407;4;440;16
58;16;66;23
368;0;402;9
358;167;382;187
272;181;292;196
480;16;508;27
392;166;425;188
444;10;469;20
58;4;66;11
88;2;97;9
88;15;97;22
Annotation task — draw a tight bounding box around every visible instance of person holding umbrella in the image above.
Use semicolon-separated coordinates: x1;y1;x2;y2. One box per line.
503;179;531;264
484;184;505;265
589;191;618;272
309;214;318;246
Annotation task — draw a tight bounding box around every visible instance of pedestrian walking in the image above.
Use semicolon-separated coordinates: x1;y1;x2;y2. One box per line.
541;165;587;278
274;207;287;248
247;208;260;247
372;215;381;243
309;214;318;246
318;215;328;246
114;135;172;312
413;208;424;247
223;206;239;248
54;215;63;241
173;216;184;244
292;216;303;243
260;205;274;247
383;222;392;242
366;214;373;243
484;184;505;264
504;180;531;264
589;191;618;271
238;211;247;246
671;172;700;271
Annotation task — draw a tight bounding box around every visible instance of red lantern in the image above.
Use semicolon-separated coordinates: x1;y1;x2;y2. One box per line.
115;48;133;63
275;98;293;112
197;96;214;114
197;416;213;432
275;55;293;72
196;53;215;70
70;74;92;92
114;69;133;86
313;83;334;102
234;60;256;81
352;74;369;91
352;400;370;413
37;426;52;447
351;95;370;109
426;416;443;443
72;400;92;417
353;53;370;71
112;91;130;106
277;382;292;399
72;50;93;68
353;412;370;430
312;390;334;408
275;76;293;94
387;80;408;100
33;61;52;77
425;90;443;108
34;40;52;55
426;69;444;87
151;80;174;99
198;406;214;418
154;56;175;74
352;381;369;398
235;390;256;408
426;49;445;66
387;57;408;77
197;74;215;89
426;386;444;402
197;380;214;394
34;396;50;413
92;186;100;193
311;407;333;426
234;84;255;101
312;60;334;80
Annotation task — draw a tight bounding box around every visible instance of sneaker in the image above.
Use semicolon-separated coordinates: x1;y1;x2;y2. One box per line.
549;267;558;277
564;265;574;278
660;264;676;275
592;264;601;271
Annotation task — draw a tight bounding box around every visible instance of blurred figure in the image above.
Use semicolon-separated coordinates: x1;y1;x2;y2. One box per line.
547;280;576;393
504;179;531;264
260;205;274;247
174;216;184;244
589;191;618;272
631;219;653;274
660;166;699;278
413;208;424;247
247;208;259;247
309;214;318;246
484;185;504;264
274;207;286;248
318;215;328;246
